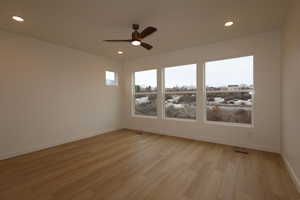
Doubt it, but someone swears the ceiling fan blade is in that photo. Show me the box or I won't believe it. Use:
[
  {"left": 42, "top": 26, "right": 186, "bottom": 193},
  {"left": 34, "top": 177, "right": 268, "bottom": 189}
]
[
  {"left": 141, "top": 42, "right": 153, "bottom": 50},
  {"left": 140, "top": 26, "right": 157, "bottom": 39},
  {"left": 104, "top": 40, "right": 131, "bottom": 42}
]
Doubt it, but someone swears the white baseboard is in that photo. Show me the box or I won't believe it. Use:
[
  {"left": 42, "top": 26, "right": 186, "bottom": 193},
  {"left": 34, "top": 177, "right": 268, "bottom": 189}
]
[
  {"left": 0, "top": 128, "right": 120, "bottom": 160},
  {"left": 126, "top": 128, "right": 279, "bottom": 153},
  {"left": 282, "top": 156, "right": 300, "bottom": 193},
  {"left": 187, "top": 134, "right": 279, "bottom": 153}
]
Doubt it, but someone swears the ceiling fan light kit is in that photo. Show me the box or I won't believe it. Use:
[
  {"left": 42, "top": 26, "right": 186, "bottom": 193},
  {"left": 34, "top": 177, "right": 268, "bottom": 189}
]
[
  {"left": 131, "top": 40, "right": 141, "bottom": 46},
  {"left": 104, "top": 24, "right": 157, "bottom": 50}
]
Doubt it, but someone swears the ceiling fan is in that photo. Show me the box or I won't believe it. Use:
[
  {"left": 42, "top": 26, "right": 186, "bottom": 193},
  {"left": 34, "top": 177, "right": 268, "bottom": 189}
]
[{"left": 104, "top": 24, "right": 157, "bottom": 50}]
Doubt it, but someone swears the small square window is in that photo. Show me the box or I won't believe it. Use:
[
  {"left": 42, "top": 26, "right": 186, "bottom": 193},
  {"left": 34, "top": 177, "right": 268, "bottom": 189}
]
[{"left": 105, "top": 71, "right": 118, "bottom": 86}]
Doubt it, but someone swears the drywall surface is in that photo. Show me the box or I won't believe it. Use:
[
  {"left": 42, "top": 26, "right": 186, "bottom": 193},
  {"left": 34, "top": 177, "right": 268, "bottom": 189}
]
[
  {"left": 281, "top": 0, "right": 300, "bottom": 192},
  {"left": 0, "top": 30, "right": 122, "bottom": 159},
  {"left": 123, "top": 31, "right": 281, "bottom": 153}
]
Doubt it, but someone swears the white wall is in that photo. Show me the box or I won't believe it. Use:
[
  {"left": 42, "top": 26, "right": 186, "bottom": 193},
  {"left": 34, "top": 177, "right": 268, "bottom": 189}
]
[
  {"left": 123, "top": 31, "right": 281, "bottom": 153},
  {"left": 281, "top": 0, "right": 300, "bottom": 192},
  {"left": 0, "top": 30, "right": 123, "bottom": 159}
]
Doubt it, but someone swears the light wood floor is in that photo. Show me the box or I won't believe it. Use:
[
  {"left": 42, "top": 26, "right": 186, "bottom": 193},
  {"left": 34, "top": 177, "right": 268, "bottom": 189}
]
[{"left": 0, "top": 130, "right": 299, "bottom": 200}]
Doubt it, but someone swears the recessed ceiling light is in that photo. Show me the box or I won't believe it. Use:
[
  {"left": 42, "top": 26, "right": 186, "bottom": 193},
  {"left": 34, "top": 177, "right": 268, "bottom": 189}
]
[
  {"left": 117, "top": 51, "right": 124, "bottom": 55},
  {"left": 12, "top": 16, "right": 24, "bottom": 22},
  {"left": 225, "top": 21, "right": 234, "bottom": 27},
  {"left": 131, "top": 40, "right": 141, "bottom": 46}
]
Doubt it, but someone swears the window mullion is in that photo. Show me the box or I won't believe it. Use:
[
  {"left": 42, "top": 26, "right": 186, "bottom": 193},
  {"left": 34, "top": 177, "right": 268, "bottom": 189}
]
[
  {"left": 157, "top": 68, "right": 163, "bottom": 119},
  {"left": 165, "top": 91, "right": 196, "bottom": 94}
]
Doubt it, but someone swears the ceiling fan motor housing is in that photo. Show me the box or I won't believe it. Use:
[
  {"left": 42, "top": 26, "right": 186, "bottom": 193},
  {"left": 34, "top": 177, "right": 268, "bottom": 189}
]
[
  {"left": 132, "top": 31, "right": 140, "bottom": 40},
  {"left": 132, "top": 24, "right": 140, "bottom": 30}
]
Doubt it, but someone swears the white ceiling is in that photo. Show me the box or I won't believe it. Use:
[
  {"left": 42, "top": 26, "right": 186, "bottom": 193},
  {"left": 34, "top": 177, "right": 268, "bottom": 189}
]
[{"left": 0, "top": 0, "right": 288, "bottom": 61}]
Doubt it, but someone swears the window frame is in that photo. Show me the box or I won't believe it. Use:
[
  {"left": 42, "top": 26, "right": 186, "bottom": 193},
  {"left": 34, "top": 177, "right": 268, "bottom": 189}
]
[
  {"left": 132, "top": 69, "right": 158, "bottom": 118},
  {"left": 105, "top": 70, "right": 118, "bottom": 86},
  {"left": 162, "top": 64, "right": 198, "bottom": 121},
  {"left": 203, "top": 55, "right": 255, "bottom": 128}
]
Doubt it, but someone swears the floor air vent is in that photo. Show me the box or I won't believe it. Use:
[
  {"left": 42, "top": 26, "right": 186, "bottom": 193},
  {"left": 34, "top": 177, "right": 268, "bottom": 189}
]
[{"left": 234, "top": 149, "right": 249, "bottom": 155}]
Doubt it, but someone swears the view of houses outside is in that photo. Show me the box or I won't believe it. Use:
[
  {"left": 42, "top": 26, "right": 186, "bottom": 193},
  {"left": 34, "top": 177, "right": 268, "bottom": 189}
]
[
  {"left": 133, "top": 56, "right": 253, "bottom": 125},
  {"left": 205, "top": 56, "right": 254, "bottom": 124}
]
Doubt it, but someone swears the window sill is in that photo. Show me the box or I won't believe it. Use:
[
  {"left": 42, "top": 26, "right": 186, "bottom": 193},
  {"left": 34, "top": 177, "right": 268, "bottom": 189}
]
[
  {"left": 132, "top": 115, "right": 158, "bottom": 119},
  {"left": 164, "top": 117, "right": 197, "bottom": 122}
]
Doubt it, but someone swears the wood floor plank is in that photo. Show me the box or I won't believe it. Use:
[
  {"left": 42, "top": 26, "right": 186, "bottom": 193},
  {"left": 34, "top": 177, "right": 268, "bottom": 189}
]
[{"left": 0, "top": 130, "right": 299, "bottom": 200}]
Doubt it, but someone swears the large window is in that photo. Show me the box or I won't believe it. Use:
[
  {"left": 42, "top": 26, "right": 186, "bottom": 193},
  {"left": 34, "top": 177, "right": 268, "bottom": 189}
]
[
  {"left": 205, "top": 56, "right": 254, "bottom": 125},
  {"left": 164, "top": 64, "right": 197, "bottom": 120},
  {"left": 133, "top": 69, "right": 157, "bottom": 117}
]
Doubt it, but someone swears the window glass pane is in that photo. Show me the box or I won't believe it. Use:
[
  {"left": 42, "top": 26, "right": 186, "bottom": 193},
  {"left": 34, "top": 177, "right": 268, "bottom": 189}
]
[
  {"left": 134, "top": 70, "right": 157, "bottom": 92},
  {"left": 206, "top": 92, "right": 253, "bottom": 124},
  {"left": 106, "top": 71, "right": 115, "bottom": 81},
  {"left": 134, "top": 94, "right": 157, "bottom": 116},
  {"left": 205, "top": 56, "right": 253, "bottom": 90},
  {"left": 165, "top": 64, "right": 197, "bottom": 92},
  {"left": 165, "top": 93, "right": 196, "bottom": 119},
  {"left": 205, "top": 56, "right": 254, "bottom": 125},
  {"left": 106, "top": 71, "right": 117, "bottom": 85}
]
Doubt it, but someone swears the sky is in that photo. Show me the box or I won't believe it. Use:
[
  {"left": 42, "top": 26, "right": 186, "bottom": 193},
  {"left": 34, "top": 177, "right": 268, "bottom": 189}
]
[
  {"left": 135, "top": 69, "right": 157, "bottom": 88},
  {"left": 134, "top": 56, "right": 253, "bottom": 88},
  {"left": 134, "top": 65, "right": 197, "bottom": 88},
  {"left": 106, "top": 71, "right": 115, "bottom": 80},
  {"left": 165, "top": 64, "right": 196, "bottom": 88},
  {"left": 205, "top": 56, "right": 253, "bottom": 87}
]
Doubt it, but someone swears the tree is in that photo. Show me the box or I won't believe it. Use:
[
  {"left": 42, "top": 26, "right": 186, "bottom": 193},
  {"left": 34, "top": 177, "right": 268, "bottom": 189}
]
[{"left": 135, "top": 85, "right": 141, "bottom": 93}]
